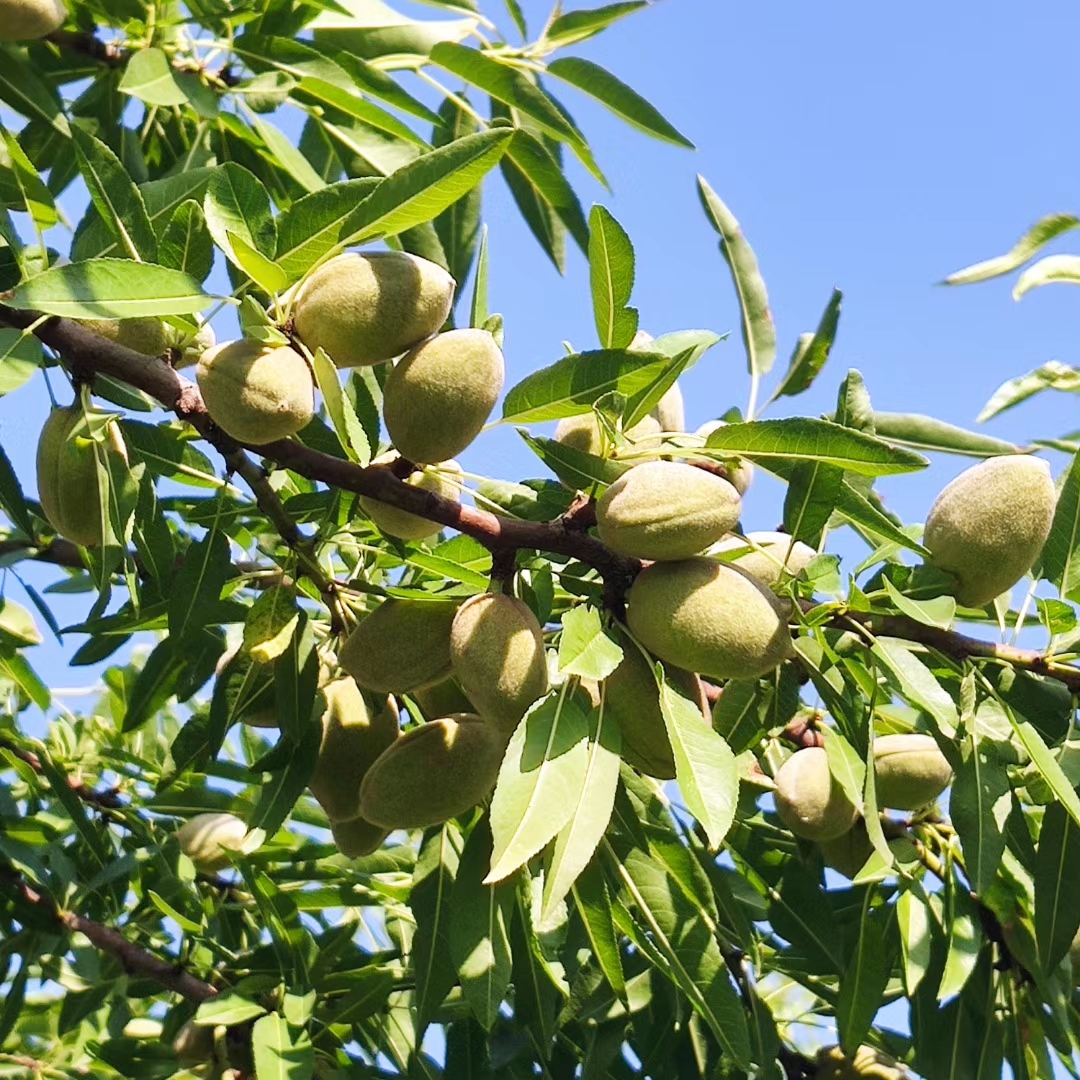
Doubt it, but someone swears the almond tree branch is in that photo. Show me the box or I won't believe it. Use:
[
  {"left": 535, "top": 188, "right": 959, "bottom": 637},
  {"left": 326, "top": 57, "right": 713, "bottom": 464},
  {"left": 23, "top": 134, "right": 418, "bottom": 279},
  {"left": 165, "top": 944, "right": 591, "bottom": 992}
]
[
  {"left": 0, "top": 736, "right": 124, "bottom": 809},
  {"left": 45, "top": 29, "right": 128, "bottom": 66},
  {"left": 1, "top": 868, "right": 217, "bottom": 1002},
  {"left": 7, "top": 306, "right": 1080, "bottom": 693}
]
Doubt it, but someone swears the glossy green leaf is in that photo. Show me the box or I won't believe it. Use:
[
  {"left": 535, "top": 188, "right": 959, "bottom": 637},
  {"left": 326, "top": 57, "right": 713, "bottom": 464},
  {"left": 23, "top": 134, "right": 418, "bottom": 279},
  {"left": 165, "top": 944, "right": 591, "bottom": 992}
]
[
  {"left": 204, "top": 162, "right": 276, "bottom": 274},
  {"left": 543, "top": 2, "right": 647, "bottom": 47},
  {"left": 158, "top": 200, "right": 214, "bottom": 282},
  {"left": 557, "top": 605, "right": 623, "bottom": 680},
  {"left": 412, "top": 823, "right": 463, "bottom": 1029},
  {"left": 837, "top": 894, "right": 891, "bottom": 1052},
  {"left": 251, "top": 1014, "right": 314, "bottom": 1080},
  {"left": 1040, "top": 449, "right": 1080, "bottom": 603},
  {"left": 950, "top": 733, "right": 1010, "bottom": 895},
  {"left": 871, "top": 412, "right": 1018, "bottom": 457},
  {"left": 978, "top": 361, "right": 1080, "bottom": 423},
  {"left": 588, "top": 204, "right": 637, "bottom": 349},
  {"left": 944, "top": 213, "right": 1080, "bottom": 285},
  {"left": 771, "top": 288, "right": 842, "bottom": 401},
  {"left": 119, "top": 48, "right": 191, "bottom": 107}
]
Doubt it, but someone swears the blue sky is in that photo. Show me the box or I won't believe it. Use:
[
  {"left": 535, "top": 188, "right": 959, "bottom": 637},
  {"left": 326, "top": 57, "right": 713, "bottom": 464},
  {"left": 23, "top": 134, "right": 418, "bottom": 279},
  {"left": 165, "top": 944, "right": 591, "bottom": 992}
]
[{"left": 1, "top": 3, "right": 1078, "bottom": 694}]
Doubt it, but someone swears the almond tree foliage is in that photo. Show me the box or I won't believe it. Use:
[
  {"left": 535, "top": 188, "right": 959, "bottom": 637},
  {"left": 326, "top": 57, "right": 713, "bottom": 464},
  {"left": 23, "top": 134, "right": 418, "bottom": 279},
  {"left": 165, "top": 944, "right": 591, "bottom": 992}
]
[{"left": 1, "top": 4, "right": 1079, "bottom": 1080}]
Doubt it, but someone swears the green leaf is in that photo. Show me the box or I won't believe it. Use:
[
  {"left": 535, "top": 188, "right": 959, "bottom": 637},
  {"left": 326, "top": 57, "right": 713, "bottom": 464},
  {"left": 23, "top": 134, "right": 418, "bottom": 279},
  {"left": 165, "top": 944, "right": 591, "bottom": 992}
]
[
  {"left": 547, "top": 57, "right": 693, "bottom": 149},
  {"left": 1010, "top": 718, "right": 1080, "bottom": 829},
  {"left": 119, "top": 48, "right": 191, "bottom": 107},
  {"left": 72, "top": 127, "right": 157, "bottom": 262},
  {"left": 944, "top": 213, "right": 1080, "bottom": 285},
  {"left": 697, "top": 175, "right": 776, "bottom": 379},
  {"left": 412, "top": 823, "right": 463, "bottom": 1030},
  {"left": 430, "top": 43, "right": 581, "bottom": 148},
  {"left": 121, "top": 636, "right": 186, "bottom": 734},
  {"left": 310, "top": 348, "right": 371, "bottom": 465},
  {"left": 978, "top": 361, "right": 1080, "bottom": 423},
  {"left": 249, "top": 719, "right": 321, "bottom": 837},
  {"left": 0, "top": 122, "right": 57, "bottom": 230},
  {"left": 871, "top": 638, "right": 959, "bottom": 737},
  {"left": 449, "top": 818, "right": 514, "bottom": 1030},
  {"left": 704, "top": 417, "right": 928, "bottom": 476},
  {"left": 658, "top": 672, "right": 738, "bottom": 849},
  {"left": 771, "top": 288, "right": 842, "bottom": 400},
  {"left": 0, "top": 598, "right": 41, "bottom": 647},
  {"left": 882, "top": 577, "right": 956, "bottom": 630},
  {"left": 8, "top": 260, "right": 212, "bottom": 319},
  {"left": 293, "top": 76, "right": 429, "bottom": 148},
  {"left": 611, "top": 844, "right": 751, "bottom": 1068},
  {"left": 470, "top": 224, "right": 489, "bottom": 328},
  {"left": 543, "top": 2, "right": 647, "bottom": 47},
  {"left": 502, "top": 347, "right": 671, "bottom": 424},
  {"left": 273, "top": 611, "right": 319, "bottom": 742},
  {"left": 557, "top": 605, "right": 623, "bottom": 680},
  {"left": 487, "top": 690, "right": 591, "bottom": 882},
  {"left": 1034, "top": 801, "right": 1080, "bottom": 973},
  {"left": 195, "top": 993, "right": 268, "bottom": 1027},
  {"left": 275, "top": 178, "right": 380, "bottom": 285},
  {"left": 518, "top": 431, "right": 630, "bottom": 490},
  {"left": 1014, "top": 254, "right": 1080, "bottom": 299},
  {"left": 897, "top": 885, "right": 933, "bottom": 996},
  {"left": 169, "top": 529, "right": 231, "bottom": 645},
  {"left": 503, "top": 128, "right": 589, "bottom": 254},
  {"left": 228, "top": 230, "right": 288, "bottom": 293},
  {"left": 205, "top": 162, "right": 277, "bottom": 273},
  {"left": 432, "top": 97, "right": 482, "bottom": 302},
  {"left": 950, "top": 733, "right": 1010, "bottom": 896},
  {"left": 571, "top": 860, "right": 625, "bottom": 997},
  {"left": 870, "top": 412, "right": 1019, "bottom": 458},
  {"left": 0, "top": 329, "right": 40, "bottom": 399},
  {"left": 340, "top": 129, "right": 512, "bottom": 248},
  {"left": 251, "top": 115, "right": 327, "bottom": 194},
  {"left": 158, "top": 200, "right": 214, "bottom": 282},
  {"left": 588, "top": 204, "right": 637, "bottom": 349},
  {"left": 1040, "top": 449, "right": 1080, "bottom": 604},
  {"left": 782, "top": 460, "right": 842, "bottom": 548},
  {"left": 837, "top": 895, "right": 891, "bottom": 1053},
  {"left": 824, "top": 728, "right": 867, "bottom": 811},
  {"left": 541, "top": 698, "right": 621, "bottom": 920},
  {"left": 0, "top": 438, "right": 34, "bottom": 537},
  {"left": 938, "top": 878, "right": 982, "bottom": 1001},
  {"left": 0, "top": 46, "right": 68, "bottom": 135},
  {"left": 0, "top": 650, "right": 49, "bottom": 711},
  {"left": 251, "top": 1014, "right": 314, "bottom": 1080}
]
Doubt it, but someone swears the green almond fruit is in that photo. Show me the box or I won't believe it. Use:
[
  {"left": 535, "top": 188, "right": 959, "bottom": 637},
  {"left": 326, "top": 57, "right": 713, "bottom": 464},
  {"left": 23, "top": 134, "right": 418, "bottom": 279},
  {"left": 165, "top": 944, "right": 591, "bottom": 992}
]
[
  {"left": 339, "top": 598, "right": 459, "bottom": 694},
  {"left": 602, "top": 633, "right": 707, "bottom": 779},
  {"left": 172, "top": 1022, "right": 214, "bottom": 1067},
  {"left": 308, "top": 677, "right": 400, "bottom": 823},
  {"left": 627, "top": 557, "right": 793, "bottom": 680},
  {"left": 923, "top": 454, "right": 1056, "bottom": 607},
  {"left": 712, "top": 530, "right": 817, "bottom": 588},
  {"left": 773, "top": 746, "right": 859, "bottom": 842},
  {"left": 816, "top": 1045, "right": 909, "bottom": 1080},
  {"left": 596, "top": 460, "right": 741, "bottom": 561},
  {"left": 819, "top": 820, "right": 874, "bottom": 879},
  {"left": 330, "top": 814, "right": 389, "bottom": 858},
  {"left": 359, "top": 714, "right": 506, "bottom": 829},
  {"left": 873, "top": 733, "right": 952, "bottom": 811},
  {"left": 176, "top": 812, "right": 248, "bottom": 873},
  {"left": 293, "top": 251, "right": 455, "bottom": 367},
  {"left": 80, "top": 317, "right": 171, "bottom": 357},
  {"left": 383, "top": 328, "right": 504, "bottom": 464},
  {"left": 196, "top": 339, "right": 315, "bottom": 445},
  {"left": 36, "top": 405, "right": 128, "bottom": 548},
  {"left": 359, "top": 453, "right": 462, "bottom": 541},
  {"left": 449, "top": 593, "right": 549, "bottom": 733},
  {"left": 0, "top": 0, "right": 66, "bottom": 40},
  {"left": 694, "top": 421, "right": 754, "bottom": 494}
]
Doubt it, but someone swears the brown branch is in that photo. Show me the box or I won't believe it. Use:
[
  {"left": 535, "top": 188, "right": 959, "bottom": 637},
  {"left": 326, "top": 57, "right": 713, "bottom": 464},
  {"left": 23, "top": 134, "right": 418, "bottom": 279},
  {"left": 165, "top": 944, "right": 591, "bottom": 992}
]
[
  {"left": 0, "top": 737, "right": 124, "bottom": 809},
  {"left": 0, "top": 307, "right": 639, "bottom": 591},
  {"left": 3, "top": 868, "right": 217, "bottom": 1002},
  {"left": 0, "top": 537, "right": 86, "bottom": 570},
  {"left": 45, "top": 29, "right": 127, "bottom": 66}
]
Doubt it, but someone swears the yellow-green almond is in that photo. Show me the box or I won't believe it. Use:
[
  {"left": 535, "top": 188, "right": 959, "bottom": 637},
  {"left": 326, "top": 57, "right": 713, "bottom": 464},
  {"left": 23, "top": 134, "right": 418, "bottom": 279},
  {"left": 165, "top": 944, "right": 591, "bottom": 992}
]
[
  {"left": 172, "top": 1022, "right": 214, "bottom": 1067},
  {"left": 0, "top": 0, "right": 66, "bottom": 40},
  {"left": 596, "top": 460, "right": 741, "bottom": 561},
  {"left": 308, "top": 677, "right": 399, "bottom": 823},
  {"left": 197, "top": 339, "right": 314, "bottom": 445},
  {"left": 449, "top": 593, "right": 548, "bottom": 733},
  {"left": 712, "top": 530, "right": 817, "bottom": 588},
  {"left": 603, "top": 634, "right": 707, "bottom": 779},
  {"left": 873, "top": 733, "right": 953, "bottom": 811},
  {"left": 923, "top": 454, "right": 1056, "bottom": 607},
  {"left": 293, "top": 251, "right": 455, "bottom": 367},
  {"left": 816, "top": 1045, "right": 909, "bottom": 1080},
  {"left": 773, "top": 747, "right": 859, "bottom": 842},
  {"left": 359, "top": 453, "right": 462, "bottom": 541},
  {"left": 36, "top": 406, "right": 128, "bottom": 548},
  {"left": 383, "top": 328, "right": 504, "bottom": 464},
  {"left": 627, "top": 557, "right": 793, "bottom": 680},
  {"left": 359, "top": 714, "right": 506, "bottom": 829},
  {"left": 80, "top": 317, "right": 170, "bottom": 357},
  {"left": 339, "top": 598, "right": 459, "bottom": 694},
  {"left": 330, "top": 814, "right": 389, "bottom": 858},
  {"left": 553, "top": 412, "right": 661, "bottom": 456},
  {"left": 176, "top": 812, "right": 248, "bottom": 872},
  {"left": 819, "top": 820, "right": 874, "bottom": 879}
]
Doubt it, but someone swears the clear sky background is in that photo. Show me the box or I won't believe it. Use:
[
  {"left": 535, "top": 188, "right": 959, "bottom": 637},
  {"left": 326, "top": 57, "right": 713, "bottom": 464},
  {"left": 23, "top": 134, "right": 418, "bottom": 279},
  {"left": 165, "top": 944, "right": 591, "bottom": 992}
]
[{"left": 5, "top": 0, "right": 1080, "bottom": 693}]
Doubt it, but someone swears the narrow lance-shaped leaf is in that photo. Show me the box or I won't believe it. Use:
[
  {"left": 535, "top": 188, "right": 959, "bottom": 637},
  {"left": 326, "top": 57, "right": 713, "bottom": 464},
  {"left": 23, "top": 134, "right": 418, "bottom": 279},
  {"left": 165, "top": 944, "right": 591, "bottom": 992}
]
[
  {"left": 1034, "top": 801, "right": 1080, "bottom": 974},
  {"left": 978, "top": 361, "right": 1080, "bottom": 423},
  {"left": 486, "top": 689, "right": 591, "bottom": 883},
  {"left": 1039, "top": 448, "right": 1080, "bottom": 603},
  {"left": 697, "top": 174, "right": 776, "bottom": 379},
  {"left": 944, "top": 213, "right": 1080, "bottom": 285},
  {"left": 870, "top": 412, "right": 1020, "bottom": 458},
  {"left": 950, "top": 732, "right": 1010, "bottom": 896},
  {"left": 771, "top": 288, "right": 842, "bottom": 401},
  {"left": 1014, "top": 254, "right": 1080, "bottom": 299},
  {"left": 837, "top": 891, "right": 892, "bottom": 1052},
  {"left": 588, "top": 204, "right": 637, "bottom": 349}
]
